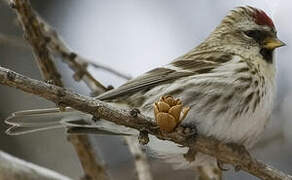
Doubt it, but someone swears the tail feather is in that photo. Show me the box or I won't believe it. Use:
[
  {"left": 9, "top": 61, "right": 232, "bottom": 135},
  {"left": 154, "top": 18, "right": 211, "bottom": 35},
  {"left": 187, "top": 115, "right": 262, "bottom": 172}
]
[
  {"left": 4, "top": 107, "right": 135, "bottom": 136},
  {"left": 5, "top": 108, "right": 77, "bottom": 126},
  {"left": 6, "top": 124, "right": 62, "bottom": 135},
  {"left": 4, "top": 107, "right": 83, "bottom": 135}
]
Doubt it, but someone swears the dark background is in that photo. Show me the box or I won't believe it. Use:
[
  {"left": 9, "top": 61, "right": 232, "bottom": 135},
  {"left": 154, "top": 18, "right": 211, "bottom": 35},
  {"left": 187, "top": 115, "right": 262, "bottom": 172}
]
[{"left": 0, "top": 1, "right": 291, "bottom": 179}]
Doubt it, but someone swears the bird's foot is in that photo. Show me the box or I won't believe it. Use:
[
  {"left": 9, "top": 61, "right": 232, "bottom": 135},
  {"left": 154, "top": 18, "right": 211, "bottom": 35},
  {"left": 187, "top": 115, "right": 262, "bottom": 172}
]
[{"left": 177, "top": 123, "right": 198, "bottom": 142}]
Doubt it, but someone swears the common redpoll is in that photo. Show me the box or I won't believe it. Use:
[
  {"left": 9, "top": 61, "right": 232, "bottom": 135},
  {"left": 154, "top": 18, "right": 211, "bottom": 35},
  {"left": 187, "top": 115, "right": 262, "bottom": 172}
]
[{"left": 5, "top": 6, "right": 285, "bottom": 179}]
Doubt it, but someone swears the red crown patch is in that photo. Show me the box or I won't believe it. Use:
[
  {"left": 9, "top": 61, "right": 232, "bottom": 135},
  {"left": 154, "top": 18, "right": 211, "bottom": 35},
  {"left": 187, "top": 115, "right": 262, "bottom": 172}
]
[{"left": 253, "top": 9, "right": 275, "bottom": 28}]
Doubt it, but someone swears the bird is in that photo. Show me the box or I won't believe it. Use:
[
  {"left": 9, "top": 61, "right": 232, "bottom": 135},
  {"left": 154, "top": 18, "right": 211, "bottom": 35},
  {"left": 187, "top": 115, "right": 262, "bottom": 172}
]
[{"left": 5, "top": 6, "right": 285, "bottom": 180}]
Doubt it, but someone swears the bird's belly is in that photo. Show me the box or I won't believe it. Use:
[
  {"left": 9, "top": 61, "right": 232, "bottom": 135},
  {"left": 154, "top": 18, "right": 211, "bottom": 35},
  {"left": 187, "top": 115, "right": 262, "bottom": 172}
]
[
  {"left": 192, "top": 112, "right": 269, "bottom": 148},
  {"left": 185, "top": 93, "right": 273, "bottom": 148}
]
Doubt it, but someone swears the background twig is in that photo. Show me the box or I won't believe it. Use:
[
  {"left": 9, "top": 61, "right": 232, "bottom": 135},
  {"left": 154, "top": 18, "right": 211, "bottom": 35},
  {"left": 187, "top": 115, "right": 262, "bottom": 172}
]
[
  {"left": 11, "top": 0, "right": 63, "bottom": 87},
  {"left": 125, "top": 136, "right": 153, "bottom": 180},
  {"left": 0, "top": 150, "right": 72, "bottom": 180},
  {"left": 68, "top": 135, "right": 109, "bottom": 180},
  {"left": 38, "top": 17, "right": 132, "bottom": 82},
  {"left": 37, "top": 16, "right": 131, "bottom": 93}
]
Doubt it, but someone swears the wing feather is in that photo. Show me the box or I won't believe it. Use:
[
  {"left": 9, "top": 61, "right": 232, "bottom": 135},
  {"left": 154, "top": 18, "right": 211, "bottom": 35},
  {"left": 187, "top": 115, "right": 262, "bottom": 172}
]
[
  {"left": 98, "top": 52, "right": 231, "bottom": 101},
  {"left": 98, "top": 68, "right": 193, "bottom": 100}
]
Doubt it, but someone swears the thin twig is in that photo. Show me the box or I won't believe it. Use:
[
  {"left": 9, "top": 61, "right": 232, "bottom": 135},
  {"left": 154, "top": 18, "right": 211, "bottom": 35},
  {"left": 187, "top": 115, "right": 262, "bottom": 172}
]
[
  {"left": 125, "top": 137, "right": 153, "bottom": 180},
  {"left": 68, "top": 135, "right": 109, "bottom": 180},
  {"left": 37, "top": 16, "right": 130, "bottom": 91},
  {"left": 0, "top": 67, "right": 291, "bottom": 180},
  {"left": 0, "top": 150, "right": 72, "bottom": 180},
  {"left": 39, "top": 21, "right": 131, "bottom": 81},
  {"left": 37, "top": 16, "right": 131, "bottom": 83},
  {"left": 11, "top": 0, "right": 63, "bottom": 87},
  {"left": 90, "top": 63, "right": 132, "bottom": 80}
]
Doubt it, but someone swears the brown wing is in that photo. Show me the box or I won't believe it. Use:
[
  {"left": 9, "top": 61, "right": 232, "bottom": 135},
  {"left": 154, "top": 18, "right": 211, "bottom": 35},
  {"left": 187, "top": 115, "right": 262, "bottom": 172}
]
[
  {"left": 98, "top": 67, "right": 193, "bottom": 100},
  {"left": 97, "top": 52, "right": 231, "bottom": 101}
]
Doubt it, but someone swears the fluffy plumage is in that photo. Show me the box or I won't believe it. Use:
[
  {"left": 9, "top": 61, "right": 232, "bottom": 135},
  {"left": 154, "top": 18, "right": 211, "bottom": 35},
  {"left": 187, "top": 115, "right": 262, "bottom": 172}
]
[{"left": 5, "top": 6, "right": 285, "bottom": 180}]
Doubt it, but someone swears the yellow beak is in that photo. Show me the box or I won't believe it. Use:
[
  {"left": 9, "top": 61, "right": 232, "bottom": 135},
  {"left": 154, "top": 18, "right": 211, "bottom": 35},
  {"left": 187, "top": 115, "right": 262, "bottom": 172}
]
[{"left": 263, "top": 37, "right": 286, "bottom": 50}]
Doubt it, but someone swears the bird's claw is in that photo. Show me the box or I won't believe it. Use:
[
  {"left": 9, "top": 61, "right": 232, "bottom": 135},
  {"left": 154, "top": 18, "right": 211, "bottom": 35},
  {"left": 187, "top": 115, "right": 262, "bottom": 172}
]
[{"left": 177, "top": 123, "right": 198, "bottom": 142}]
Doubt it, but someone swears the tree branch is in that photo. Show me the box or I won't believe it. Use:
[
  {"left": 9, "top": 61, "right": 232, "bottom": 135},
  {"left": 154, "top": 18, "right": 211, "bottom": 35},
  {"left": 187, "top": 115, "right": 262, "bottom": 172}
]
[
  {"left": 37, "top": 16, "right": 132, "bottom": 92},
  {"left": 0, "top": 66, "right": 291, "bottom": 180},
  {"left": 68, "top": 135, "right": 109, "bottom": 180},
  {"left": 11, "top": 0, "right": 63, "bottom": 87},
  {"left": 125, "top": 136, "right": 153, "bottom": 180},
  {"left": 37, "top": 15, "right": 131, "bottom": 93},
  {"left": 0, "top": 150, "right": 72, "bottom": 180},
  {"left": 37, "top": 18, "right": 131, "bottom": 82}
]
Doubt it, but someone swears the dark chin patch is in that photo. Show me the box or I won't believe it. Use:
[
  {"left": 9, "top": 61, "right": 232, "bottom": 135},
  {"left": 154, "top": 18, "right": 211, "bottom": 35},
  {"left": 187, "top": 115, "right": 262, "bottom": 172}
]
[{"left": 260, "top": 48, "right": 274, "bottom": 64}]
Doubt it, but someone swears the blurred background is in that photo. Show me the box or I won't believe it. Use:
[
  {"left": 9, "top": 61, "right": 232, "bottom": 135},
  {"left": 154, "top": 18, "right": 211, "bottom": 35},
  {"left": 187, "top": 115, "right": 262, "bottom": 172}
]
[{"left": 0, "top": 0, "right": 291, "bottom": 179}]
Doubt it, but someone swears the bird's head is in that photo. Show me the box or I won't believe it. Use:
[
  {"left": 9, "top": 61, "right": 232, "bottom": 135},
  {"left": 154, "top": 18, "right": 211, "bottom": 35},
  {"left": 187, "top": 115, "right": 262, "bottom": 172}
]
[{"left": 204, "top": 6, "right": 285, "bottom": 64}]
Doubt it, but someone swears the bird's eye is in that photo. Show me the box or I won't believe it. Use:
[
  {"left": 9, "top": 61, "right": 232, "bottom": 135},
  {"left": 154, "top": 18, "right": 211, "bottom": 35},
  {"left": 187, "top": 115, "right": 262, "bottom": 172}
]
[
  {"left": 244, "top": 30, "right": 261, "bottom": 39},
  {"left": 243, "top": 30, "right": 267, "bottom": 43}
]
